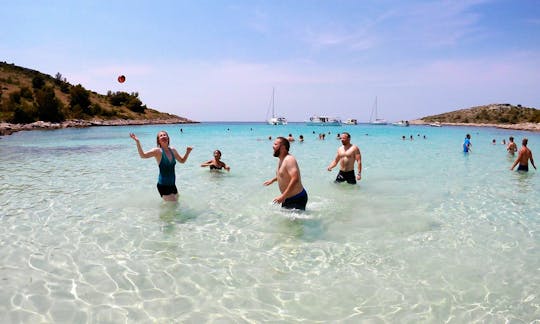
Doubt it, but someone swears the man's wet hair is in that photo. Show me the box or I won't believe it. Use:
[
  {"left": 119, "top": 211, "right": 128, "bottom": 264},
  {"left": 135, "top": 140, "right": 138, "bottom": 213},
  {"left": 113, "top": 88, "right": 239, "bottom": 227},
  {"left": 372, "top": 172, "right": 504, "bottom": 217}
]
[{"left": 277, "top": 136, "right": 290, "bottom": 152}]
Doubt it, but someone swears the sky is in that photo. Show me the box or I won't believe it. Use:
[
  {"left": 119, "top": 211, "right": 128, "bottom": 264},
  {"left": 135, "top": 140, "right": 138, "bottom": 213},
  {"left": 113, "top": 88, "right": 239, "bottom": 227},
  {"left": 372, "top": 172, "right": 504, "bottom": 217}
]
[{"left": 2, "top": 0, "right": 540, "bottom": 122}]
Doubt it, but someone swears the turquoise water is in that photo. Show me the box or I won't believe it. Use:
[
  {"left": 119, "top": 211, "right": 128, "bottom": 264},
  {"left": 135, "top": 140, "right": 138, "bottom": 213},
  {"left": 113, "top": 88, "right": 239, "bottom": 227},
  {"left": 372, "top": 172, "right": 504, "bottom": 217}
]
[{"left": 1, "top": 122, "right": 539, "bottom": 322}]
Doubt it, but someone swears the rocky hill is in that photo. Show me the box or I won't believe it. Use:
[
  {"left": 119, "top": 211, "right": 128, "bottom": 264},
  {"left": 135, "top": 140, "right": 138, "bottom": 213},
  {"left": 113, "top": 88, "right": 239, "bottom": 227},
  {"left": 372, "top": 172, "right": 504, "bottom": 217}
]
[
  {"left": 420, "top": 103, "right": 540, "bottom": 124},
  {"left": 0, "top": 61, "right": 196, "bottom": 134}
]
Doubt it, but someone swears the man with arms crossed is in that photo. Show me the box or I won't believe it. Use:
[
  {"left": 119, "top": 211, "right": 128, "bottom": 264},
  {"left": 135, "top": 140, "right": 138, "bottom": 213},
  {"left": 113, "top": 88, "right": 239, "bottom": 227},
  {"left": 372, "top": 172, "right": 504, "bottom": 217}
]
[
  {"left": 510, "top": 138, "right": 536, "bottom": 172},
  {"left": 264, "top": 137, "right": 308, "bottom": 210},
  {"left": 327, "top": 132, "right": 362, "bottom": 184}
]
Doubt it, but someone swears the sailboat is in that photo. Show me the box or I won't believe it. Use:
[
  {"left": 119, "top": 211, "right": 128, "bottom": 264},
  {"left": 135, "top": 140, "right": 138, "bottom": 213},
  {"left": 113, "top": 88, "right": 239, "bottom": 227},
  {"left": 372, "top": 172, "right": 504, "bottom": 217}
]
[
  {"left": 369, "top": 96, "right": 387, "bottom": 125},
  {"left": 266, "top": 88, "right": 287, "bottom": 125}
]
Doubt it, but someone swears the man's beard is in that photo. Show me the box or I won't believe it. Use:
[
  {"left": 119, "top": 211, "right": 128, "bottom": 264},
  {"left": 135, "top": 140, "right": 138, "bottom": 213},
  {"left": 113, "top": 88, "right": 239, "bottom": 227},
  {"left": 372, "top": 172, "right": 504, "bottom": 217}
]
[
  {"left": 341, "top": 140, "right": 347, "bottom": 145},
  {"left": 273, "top": 149, "right": 280, "bottom": 157}
]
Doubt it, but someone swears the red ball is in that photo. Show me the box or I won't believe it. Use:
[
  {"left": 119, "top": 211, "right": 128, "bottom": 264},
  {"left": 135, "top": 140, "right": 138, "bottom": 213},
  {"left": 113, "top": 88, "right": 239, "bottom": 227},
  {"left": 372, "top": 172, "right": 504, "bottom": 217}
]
[{"left": 118, "top": 75, "right": 126, "bottom": 83}]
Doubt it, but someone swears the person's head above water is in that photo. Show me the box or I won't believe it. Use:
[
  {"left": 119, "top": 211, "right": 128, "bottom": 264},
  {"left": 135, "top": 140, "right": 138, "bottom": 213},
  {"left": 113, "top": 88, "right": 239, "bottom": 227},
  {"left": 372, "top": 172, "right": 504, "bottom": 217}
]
[{"left": 156, "top": 131, "right": 170, "bottom": 147}]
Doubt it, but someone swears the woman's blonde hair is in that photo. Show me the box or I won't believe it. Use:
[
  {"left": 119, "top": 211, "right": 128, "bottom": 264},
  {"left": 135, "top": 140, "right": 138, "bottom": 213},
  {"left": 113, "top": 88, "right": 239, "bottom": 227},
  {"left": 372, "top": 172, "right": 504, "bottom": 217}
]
[{"left": 156, "top": 131, "right": 170, "bottom": 147}]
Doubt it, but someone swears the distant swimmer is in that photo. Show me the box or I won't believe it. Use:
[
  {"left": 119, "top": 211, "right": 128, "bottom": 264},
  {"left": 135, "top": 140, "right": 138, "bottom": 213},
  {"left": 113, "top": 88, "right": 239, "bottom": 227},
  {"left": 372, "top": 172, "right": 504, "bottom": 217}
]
[
  {"left": 507, "top": 136, "right": 517, "bottom": 155},
  {"left": 201, "top": 150, "right": 230, "bottom": 172},
  {"left": 288, "top": 133, "right": 295, "bottom": 142},
  {"left": 130, "top": 131, "right": 192, "bottom": 201},
  {"left": 463, "top": 134, "right": 472, "bottom": 153},
  {"left": 510, "top": 138, "right": 536, "bottom": 172},
  {"left": 327, "top": 132, "right": 362, "bottom": 184},
  {"left": 263, "top": 137, "right": 308, "bottom": 210}
]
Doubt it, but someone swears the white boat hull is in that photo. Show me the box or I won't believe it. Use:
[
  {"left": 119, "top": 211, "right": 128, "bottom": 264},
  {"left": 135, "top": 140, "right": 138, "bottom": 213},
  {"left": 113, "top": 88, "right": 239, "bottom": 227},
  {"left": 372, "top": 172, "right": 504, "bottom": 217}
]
[
  {"left": 306, "top": 116, "right": 341, "bottom": 126},
  {"left": 392, "top": 121, "right": 409, "bottom": 127},
  {"left": 306, "top": 121, "right": 342, "bottom": 126},
  {"left": 268, "top": 117, "right": 287, "bottom": 125},
  {"left": 370, "top": 119, "right": 388, "bottom": 125}
]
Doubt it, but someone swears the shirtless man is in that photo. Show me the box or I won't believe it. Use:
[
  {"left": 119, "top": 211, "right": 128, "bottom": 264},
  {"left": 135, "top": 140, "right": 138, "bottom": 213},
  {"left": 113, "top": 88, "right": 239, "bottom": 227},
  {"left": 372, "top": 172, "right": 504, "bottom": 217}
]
[
  {"left": 507, "top": 136, "right": 518, "bottom": 155},
  {"left": 510, "top": 138, "right": 536, "bottom": 172},
  {"left": 327, "top": 132, "right": 362, "bottom": 184},
  {"left": 263, "top": 137, "right": 308, "bottom": 210}
]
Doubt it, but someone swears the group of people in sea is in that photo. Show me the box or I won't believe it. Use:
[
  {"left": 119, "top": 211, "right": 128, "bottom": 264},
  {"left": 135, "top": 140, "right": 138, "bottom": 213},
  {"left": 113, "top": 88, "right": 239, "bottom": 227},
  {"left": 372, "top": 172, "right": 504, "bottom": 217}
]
[
  {"left": 463, "top": 133, "right": 536, "bottom": 172},
  {"left": 402, "top": 134, "right": 427, "bottom": 140},
  {"left": 129, "top": 129, "right": 535, "bottom": 210},
  {"left": 130, "top": 130, "right": 363, "bottom": 210}
]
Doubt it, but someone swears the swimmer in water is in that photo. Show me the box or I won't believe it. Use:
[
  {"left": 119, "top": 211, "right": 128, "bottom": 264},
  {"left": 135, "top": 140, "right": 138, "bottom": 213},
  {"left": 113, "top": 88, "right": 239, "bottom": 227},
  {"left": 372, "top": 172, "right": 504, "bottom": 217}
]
[
  {"left": 130, "top": 131, "right": 192, "bottom": 201},
  {"left": 201, "top": 149, "right": 230, "bottom": 171}
]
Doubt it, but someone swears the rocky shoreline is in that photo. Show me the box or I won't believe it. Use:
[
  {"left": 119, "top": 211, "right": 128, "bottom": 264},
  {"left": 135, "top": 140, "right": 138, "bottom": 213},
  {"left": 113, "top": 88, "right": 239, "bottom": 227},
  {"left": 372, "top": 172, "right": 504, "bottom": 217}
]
[
  {"left": 409, "top": 120, "right": 540, "bottom": 132},
  {"left": 0, "top": 118, "right": 198, "bottom": 136},
  {"left": 3, "top": 118, "right": 539, "bottom": 136}
]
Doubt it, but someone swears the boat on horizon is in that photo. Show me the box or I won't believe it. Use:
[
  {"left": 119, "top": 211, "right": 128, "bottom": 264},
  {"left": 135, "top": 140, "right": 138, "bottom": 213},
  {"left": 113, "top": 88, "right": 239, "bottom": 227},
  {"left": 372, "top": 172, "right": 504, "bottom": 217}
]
[
  {"left": 306, "top": 116, "right": 342, "bottom": 126},
  {"left": 343, "top": 118, "right": 358, "bottom": 125},
  {"left": 266, "top": 88, "right": 287, "bottom": 125},
  {"left": 429, "top": 121, "right": 442, "bottom": 127},
  {"left": 369, "top": 96, "right": 387, "bottom": 125},
  {"left": 392, "top": 120, "right": 410, "bottom": 127}
]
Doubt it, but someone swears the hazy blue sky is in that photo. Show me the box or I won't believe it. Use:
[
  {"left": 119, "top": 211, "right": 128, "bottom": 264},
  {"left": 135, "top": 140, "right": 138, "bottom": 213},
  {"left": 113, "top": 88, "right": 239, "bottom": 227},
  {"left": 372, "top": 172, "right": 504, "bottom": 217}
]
[{"left": 2, "top": 0, "right": 539, "bottom": 122}]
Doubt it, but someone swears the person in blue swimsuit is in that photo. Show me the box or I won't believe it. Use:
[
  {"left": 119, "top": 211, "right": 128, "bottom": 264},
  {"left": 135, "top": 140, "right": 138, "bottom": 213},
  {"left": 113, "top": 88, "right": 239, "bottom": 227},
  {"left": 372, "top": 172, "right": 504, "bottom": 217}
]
[
  {"left": 201, "top": 150, "right": 230, "bottom": 171},
  {"left": 130, "top": 131, "right": 192, "bottom": 201},
  {"left": 463, "top": 134, "right": 472, "bottom": 153}
]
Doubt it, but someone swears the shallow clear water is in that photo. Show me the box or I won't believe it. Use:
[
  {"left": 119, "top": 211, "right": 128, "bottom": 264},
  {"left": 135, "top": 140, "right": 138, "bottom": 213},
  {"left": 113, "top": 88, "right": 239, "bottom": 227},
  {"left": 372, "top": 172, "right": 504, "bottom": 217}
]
[{"left": 1, "top": 123, "right": 539, "bottom": 322}]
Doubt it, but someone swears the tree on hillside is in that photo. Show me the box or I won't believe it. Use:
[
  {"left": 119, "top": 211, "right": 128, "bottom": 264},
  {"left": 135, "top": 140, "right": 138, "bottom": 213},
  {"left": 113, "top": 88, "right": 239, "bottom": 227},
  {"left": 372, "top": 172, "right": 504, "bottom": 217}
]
[
  {"left": 55, "top": 72, "right": 70, "bottom": 93},
  {"left": 107, "top": 91, "right": 146, "bottom": 113},
  {"left": 4, "top": 90, "right": 37, "bottom": 123},
  {"left": 69, "top": 84, "right": 91, "bottom": 115},
  {"left": 54, "top": 72, "right": 63, "bottom": 83},
  {"left": 108, "top": 91, "right": 131, "bottom": 106},
  {"left": 32, "top": 75, "right": 45, "bottom": 89},
  {"left": 19, "top": 86, "right": 33, "bottom": 100},
  {"left": 9, "top": 91, "right": 21, "bottom": 105},
  {"left": 12, "top": 102, "right": 37, "bottom": 124},
  {"left": 35, "top": 86, "right": 64, "bottom": 122},
  {"left": 126, "top": 97, "right": 145, "bottom": 113}
]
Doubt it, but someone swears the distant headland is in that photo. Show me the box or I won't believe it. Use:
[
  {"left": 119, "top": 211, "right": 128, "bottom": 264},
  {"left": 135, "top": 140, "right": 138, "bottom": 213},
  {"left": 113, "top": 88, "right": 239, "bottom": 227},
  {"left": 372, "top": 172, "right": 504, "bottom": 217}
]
[
  {"left": 0, "top": 61, "right": 197, "bottom": 135},
  {"left": 410, "top": 103, "right": 540, "bottom": 132}
]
